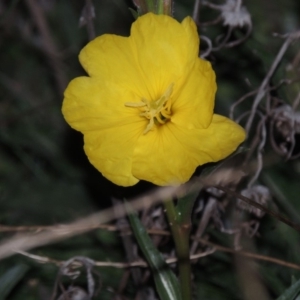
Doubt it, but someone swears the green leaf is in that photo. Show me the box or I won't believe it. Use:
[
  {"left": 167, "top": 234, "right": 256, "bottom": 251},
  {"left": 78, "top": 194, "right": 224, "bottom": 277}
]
[
  {"left": 176, "top": 190, "right": 198, "bottom": 224},
  {"left": 0, "top": 264, "right": 29, "bottom": 298},
  {"left": 276, "top": 278, "right": 300, "bottom": 300},
  {"left": 126, "top": 202, "right": 181, "bottom": 300},
  {"left": 129, "top": 8, "right": 139, "bottom": 19}
]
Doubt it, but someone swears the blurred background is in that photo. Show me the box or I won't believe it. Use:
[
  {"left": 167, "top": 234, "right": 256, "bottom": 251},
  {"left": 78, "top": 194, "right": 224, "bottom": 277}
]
[{"left": 1, "top": 0, "right": 300, "bottom": 299}]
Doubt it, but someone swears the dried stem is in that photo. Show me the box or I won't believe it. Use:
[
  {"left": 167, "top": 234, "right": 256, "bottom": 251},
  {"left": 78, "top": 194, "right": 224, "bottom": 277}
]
[
  {"left": 16, "top": 238, "right": 300, "bottom": 271},
  {"left": 218, "top": 186, "right": 300, "bottom": 232},
  {"left": 245, "top": 31, "right": 300, "bottom": 133},
  {"left": 25, "top": 0, "right": 67, "bottom": 95},
  {"left": 1, "top": 165, "right": 299, "bottom": 260},
  {"left": 192, "top": 0, "right": 201, "bottom": 22},
  {"left": 247, "top": 113, "right": 267, "bottom": 187},
  {"left": 83, "top": 0, "right": 96, "bottom": 40}
]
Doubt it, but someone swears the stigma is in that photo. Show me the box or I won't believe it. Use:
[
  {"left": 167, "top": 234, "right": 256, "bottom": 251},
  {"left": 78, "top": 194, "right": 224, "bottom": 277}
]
[{"left": 125, "top": 84, "right": 174, "bottom": 134}]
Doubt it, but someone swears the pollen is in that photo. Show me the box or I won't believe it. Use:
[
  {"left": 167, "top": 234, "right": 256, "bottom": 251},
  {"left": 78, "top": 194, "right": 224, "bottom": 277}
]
[{"left": 125, "top": 84, "right": 174, "bottom": 134}]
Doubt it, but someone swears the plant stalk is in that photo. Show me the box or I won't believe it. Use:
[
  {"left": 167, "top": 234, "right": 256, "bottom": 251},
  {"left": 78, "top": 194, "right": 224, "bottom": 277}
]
[
  {"left": 164, "top": 199, "right": 192, "bottom": 300},
  {"left": 157, "top": 0, "right": 173, "bottom": 15}
]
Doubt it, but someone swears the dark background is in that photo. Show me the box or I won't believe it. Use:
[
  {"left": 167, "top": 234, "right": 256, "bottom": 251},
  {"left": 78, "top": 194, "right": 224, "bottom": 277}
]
[{"left": 1, "top": 0, "right": 300, "bottom": 299}]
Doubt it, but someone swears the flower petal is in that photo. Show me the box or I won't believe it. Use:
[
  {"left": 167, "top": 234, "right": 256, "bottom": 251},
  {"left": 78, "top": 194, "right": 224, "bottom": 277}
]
[
  {"left": 202, "top": 114, "right": 246, "bottom": 159},
  {"left": 84, "top": 125, "right": 141, "bottom": 186},
  {"left": 62, "top": 76, "right": 146, "bottom": 131},
  {"left": 79, "top": 33, "right": 148, "bottom": 99},
  {"left": 132, "top": 115, "right": 245, "bottom": 186},
  {"left": 171, "top": 58, "right": 216, "bottom": 130},
  {"left": 129, "top": 13, "right": 199, "bottom": 101},
  {"left": 62, "top": 76, "right": 146, "bottom": 186},
  {"left": 62, "top": 13, "right": 246, "bottom": 187}
]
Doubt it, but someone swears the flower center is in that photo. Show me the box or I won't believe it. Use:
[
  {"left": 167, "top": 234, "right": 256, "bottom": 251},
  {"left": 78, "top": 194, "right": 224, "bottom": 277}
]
[{"left": 125, "top": 84, "right": 173, "bottom": 134}]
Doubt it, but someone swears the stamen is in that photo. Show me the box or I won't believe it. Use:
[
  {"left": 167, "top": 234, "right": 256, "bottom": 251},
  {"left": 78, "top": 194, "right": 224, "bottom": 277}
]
[
  {"left": 124, "top": 100, "right": 147, "bottom": 108},
  {"left": 125, "top": 83, "right": 174, "bottom": 134}
]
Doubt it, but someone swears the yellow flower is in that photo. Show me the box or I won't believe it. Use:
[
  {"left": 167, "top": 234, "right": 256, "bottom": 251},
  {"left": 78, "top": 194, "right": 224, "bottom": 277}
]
[{"left": 62, "top": 13, "right": 246, "bottom": 187}]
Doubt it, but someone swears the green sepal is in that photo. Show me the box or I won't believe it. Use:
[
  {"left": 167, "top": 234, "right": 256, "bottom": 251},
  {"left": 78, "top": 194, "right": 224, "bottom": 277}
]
[{"left": 126, "top": 201, "right": 182, "bottom": 300}]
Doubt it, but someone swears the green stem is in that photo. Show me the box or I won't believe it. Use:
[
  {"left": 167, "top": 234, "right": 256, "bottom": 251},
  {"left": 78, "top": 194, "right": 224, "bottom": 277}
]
[
  {"left": 145, "top": 0, "right": 155, "bottom": 12},
  {"left": 157, "top": 0, "right": 173, "bottom": 15},
  {"left": 164, "top": 199, "right": 192, "bottom": 300}
]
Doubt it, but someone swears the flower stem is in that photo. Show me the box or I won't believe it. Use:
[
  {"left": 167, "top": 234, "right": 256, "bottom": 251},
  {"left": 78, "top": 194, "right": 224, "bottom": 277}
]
[
  {"left": 157, "top": 0, "right": 173, "bottom": 15},
  {"left": 164, "top": 199, "right": 193, "bottom": 300}
]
